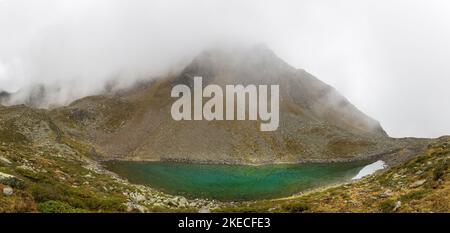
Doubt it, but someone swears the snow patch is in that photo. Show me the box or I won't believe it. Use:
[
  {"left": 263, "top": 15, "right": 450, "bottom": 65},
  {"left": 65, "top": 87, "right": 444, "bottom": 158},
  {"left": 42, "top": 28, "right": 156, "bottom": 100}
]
[{"left": 352, "top": 160, "right": 387, "bottom": 180}]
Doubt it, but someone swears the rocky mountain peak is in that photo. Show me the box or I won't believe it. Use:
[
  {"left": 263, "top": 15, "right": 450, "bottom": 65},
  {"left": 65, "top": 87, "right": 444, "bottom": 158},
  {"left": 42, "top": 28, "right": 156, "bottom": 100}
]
[{"left": 174, "top": 46, "right": 387, "bottom": 137}]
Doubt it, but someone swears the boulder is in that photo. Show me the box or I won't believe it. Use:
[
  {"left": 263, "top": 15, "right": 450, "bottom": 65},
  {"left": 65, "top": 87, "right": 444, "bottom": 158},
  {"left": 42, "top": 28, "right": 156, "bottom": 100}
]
[
  {"left": 179, "top": 197, "right": 188, "bottom": 207},
  {"left": 130, "top": 192, "right": 146, "bottom": 203},
  {"left": 126, "top": 201, "right": 147, "bottom": 213},
  {"left": 0, "top": 172, "right": 16, "bottom": 183},
  {"left": 17, "top": 164, "right": 36, "bottom": 172},
  {"left": 198, "top": 207, "right": 211, "bottom": 213},
  {"left": 409, "top": 179, "right": 427, "bottom": 188},
  {"left": 3, "top": 186, "right": 13, "bottom": 196},
  {"left": 0, "top": 172, "right": 24, "bottom": 188},
  {"left": 393, "top": 201, "right": 402, "bottom": 212},
  {"left": 0, "top": 156, "right": 12, "bottom": 166},
  {"left": 380, "top": 190, "right": 393, "bottom": 198}
]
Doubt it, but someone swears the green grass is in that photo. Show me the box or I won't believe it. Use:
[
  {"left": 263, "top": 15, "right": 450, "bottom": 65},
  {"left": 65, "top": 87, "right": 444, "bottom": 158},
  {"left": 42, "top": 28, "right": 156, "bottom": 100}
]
[
  {"left": 378, "top": 199, "right": 397, "bottom": 213},
  {"left": 281, "top": 202, "right": 310, "bottom": 213},
  {"left": 38, "top": 200, "right": 87, "bottom": 213},
  {"left": 400, "top": 190, "right": 428, "bottom": 202},
  {"left": 433, "top": 159, "right": 449, "bottom": 181},
  {"left": 0, "top": 120, "right": 29, "bottom": 144}
]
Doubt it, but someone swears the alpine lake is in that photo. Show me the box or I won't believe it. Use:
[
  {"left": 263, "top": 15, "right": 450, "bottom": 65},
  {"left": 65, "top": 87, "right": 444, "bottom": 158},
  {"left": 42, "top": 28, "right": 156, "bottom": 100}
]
[{"left": 103, "top": 161, "right": 369, "bottom": 201}]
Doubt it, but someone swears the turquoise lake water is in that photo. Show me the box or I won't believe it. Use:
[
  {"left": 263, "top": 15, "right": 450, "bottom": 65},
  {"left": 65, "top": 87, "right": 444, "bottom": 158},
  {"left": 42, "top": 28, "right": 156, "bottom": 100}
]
[{"left": 103, "top": 161, "right": 367, "bottom": 200}]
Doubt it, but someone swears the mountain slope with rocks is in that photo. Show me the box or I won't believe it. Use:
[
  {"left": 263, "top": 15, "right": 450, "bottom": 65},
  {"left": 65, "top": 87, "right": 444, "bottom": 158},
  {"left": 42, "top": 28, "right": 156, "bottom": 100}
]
[
  {"left": 48, "top": 46, "right": 407, "bottom": 164},
  {"left": 0, "top": 104, "right": 222, "bottom": 212}
]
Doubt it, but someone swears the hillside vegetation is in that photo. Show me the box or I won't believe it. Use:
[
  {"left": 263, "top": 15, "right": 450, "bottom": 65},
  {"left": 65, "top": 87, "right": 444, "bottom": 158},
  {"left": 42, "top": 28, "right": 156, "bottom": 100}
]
[{"left": 218, "top": 137, "right": 450, "bottom": 213}]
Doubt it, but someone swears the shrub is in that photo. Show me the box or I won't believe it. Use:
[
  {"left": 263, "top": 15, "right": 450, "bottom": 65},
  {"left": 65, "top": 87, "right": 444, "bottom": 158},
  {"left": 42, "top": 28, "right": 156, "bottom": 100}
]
[
  {"left": 379, "top": 199, "right": 396, "bottom": 213},
  {"left": 16, "top": 168, "right": 46, "bottom": 182},
  {"left": 38, "top": 200, "right": 86, "bottom": 213},
  {"left": 30, "top": 183, "right": 65, "bottom": 203},
  {"left": 83, "top": 196, "right": 126, "bottom": 212},
  {"left": 433, "top": 159, "right": 448, "bottom": 181},
  {"left": 0, "top": 176, "right": 26, "bottom": 189},
  {"left": 400, "top": 190, "right": 428, "bottom": 202},
  {"left": 31, "top": 183, "right": 126, "bottom": 212},
  {"left": 282, "top": 202, "right": 310, "bottom": 213}
]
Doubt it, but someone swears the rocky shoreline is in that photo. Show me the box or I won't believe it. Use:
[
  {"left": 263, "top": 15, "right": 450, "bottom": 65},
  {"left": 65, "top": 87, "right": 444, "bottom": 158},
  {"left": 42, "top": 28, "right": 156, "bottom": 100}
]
[{"left": 86, "top": 157, "right": 224, "bottom": 213}]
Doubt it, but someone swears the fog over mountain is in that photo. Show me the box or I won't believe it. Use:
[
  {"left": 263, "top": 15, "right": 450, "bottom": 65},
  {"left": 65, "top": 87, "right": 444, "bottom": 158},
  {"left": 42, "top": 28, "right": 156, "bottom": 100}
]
[{"left": 1, "top": 0, "right": 450, "bottom": 138}]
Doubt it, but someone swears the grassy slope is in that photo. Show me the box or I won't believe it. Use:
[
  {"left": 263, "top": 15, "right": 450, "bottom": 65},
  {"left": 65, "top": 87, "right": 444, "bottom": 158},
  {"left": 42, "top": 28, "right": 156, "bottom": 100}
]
[
  {"left": 218, "top": 137, "right": 450, "bottom": 213},
  {"left": 0, "top": 105, "right": 216, "bottom": 213}
]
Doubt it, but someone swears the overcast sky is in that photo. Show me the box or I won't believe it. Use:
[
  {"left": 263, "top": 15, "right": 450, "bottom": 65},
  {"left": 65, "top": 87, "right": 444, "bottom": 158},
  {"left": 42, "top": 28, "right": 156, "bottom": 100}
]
[{"left": 1, "top": 0, "right": 450, "bottom": 138}]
